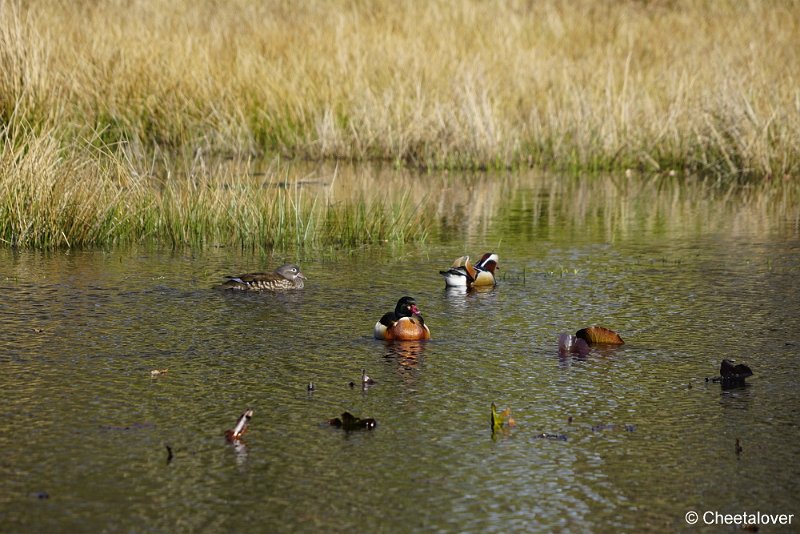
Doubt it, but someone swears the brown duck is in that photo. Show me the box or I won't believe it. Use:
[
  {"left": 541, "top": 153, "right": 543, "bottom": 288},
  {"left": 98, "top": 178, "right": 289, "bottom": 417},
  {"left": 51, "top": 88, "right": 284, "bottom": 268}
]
[{"left": 217, "top": 264, "right": 307, "bottom": 291}]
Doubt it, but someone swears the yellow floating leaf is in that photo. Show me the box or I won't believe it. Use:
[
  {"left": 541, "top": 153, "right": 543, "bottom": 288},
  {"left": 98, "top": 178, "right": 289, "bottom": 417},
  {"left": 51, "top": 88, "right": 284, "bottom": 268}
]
[{"left": 575, "top": 326, "right": 624, "bottom": 345}]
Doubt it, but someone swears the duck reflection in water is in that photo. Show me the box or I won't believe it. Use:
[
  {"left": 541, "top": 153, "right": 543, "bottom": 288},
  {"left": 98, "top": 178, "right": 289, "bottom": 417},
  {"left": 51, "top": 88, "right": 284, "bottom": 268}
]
[
  {"left": 230, "top": 439, "right": 248, "bottom": 465},
  {"left": 443, "top": 284, "right": 499, "bottom": 316},
  {"left": 382, "top": 339, "right": 427, "bottom": 372}
]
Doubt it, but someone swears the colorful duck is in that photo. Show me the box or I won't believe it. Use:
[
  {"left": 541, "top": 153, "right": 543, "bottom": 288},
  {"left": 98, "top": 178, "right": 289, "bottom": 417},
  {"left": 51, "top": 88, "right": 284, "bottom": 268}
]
[
  {"left": 440, "top": 253, "right": 499, "bottom": 288},
  {"left": 217, "top": 263, "right": 307, "bottom": 291},
  {"left": 374, "top": 296, "right": 432, "bottom": 341}
]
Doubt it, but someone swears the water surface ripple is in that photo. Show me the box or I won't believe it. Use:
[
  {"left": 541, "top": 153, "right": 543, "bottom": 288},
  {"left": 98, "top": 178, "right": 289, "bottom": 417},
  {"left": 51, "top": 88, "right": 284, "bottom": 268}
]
[{"left": 1, "top": 203, "right": 799, "bottom": 532}]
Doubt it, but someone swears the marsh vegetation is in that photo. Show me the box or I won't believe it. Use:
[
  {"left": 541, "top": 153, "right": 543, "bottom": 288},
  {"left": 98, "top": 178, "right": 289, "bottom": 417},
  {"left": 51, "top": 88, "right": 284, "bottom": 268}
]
[{"left": 1, "top": 0, "right": 798, "bottom": 248}]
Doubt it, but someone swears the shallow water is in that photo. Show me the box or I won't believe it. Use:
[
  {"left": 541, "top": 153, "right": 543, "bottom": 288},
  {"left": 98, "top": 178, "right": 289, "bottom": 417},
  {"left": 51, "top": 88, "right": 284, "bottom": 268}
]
[{"left": 1, "top": 172, "right": 799, "bottom": 532}]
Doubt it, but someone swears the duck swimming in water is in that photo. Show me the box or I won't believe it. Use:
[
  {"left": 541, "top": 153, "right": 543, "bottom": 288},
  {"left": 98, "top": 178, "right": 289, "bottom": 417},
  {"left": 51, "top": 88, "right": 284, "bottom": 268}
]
[
  {"left": 440, "top": 253, "right": 499, "bottom": 289},
  {"left": 374, "top": 296, "right": 432, "bottom": 341},
  {"left": 216, "top": 264, "right": 307, "bottom": 291}
]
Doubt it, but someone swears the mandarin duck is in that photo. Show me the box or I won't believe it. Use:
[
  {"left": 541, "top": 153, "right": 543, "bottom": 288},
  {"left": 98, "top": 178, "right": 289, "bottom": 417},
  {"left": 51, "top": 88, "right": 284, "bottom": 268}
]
[
  {"left": 440, "top": 253, "right": 499, "bottom": 288},
  {"left": 374, "top": 296, "right": 431, "bottom": 341},
  {"left": 217, "top": 263, "right": 306, "bottom": 291}
]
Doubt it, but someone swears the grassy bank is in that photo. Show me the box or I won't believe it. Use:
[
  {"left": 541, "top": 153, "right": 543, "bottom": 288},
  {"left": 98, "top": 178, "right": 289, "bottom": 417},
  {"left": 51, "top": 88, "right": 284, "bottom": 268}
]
[
  {"left": 2, "top": 119, "right": 797, "bottom": 249},
  {"left": 1, "top": 0, "right": 799, "bottom": 248},
  {"left": 0, "top": 124, "right": 431, "bottom": 248},
  {"left": 2, "top": 0, "right": 799, "bottom": 176}
]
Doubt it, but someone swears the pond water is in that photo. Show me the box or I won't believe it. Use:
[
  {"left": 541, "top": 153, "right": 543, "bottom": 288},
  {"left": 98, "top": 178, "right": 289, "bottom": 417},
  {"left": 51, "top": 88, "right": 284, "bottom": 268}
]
[{"left": 1, "top": 170, "right": 799, "bottom": 532}]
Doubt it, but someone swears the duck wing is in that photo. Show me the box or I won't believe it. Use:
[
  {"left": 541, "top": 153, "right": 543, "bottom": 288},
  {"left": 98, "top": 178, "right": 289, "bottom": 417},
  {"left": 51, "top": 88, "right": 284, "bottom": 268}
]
[{"left": 218, "top": 271, "right": 296, "bottom": 290}]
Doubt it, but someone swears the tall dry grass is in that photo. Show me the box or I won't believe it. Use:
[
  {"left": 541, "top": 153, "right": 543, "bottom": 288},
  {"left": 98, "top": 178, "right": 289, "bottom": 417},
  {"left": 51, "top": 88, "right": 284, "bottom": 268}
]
[{"left": 2, "top": 0, "right": 799, "bottom": 176}]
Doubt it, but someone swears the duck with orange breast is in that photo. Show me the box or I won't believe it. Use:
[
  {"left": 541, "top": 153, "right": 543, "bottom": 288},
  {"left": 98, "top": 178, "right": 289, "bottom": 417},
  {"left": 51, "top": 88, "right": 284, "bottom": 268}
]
[
  {"left": 440, "top": 252, "right": 499, "bottom": 289},
  {"left": 374, "top": 296, "right": 432, "bottom": 341}
]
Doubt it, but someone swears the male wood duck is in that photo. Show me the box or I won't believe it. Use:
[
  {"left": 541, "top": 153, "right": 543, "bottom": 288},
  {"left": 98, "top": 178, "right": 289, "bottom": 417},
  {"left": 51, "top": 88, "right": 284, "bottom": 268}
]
[
  {"left": 374, "top": 296, "right": 431, "bottom": 341},
  {"left": 216, "top": 264, "right": 307, "bottom": 291},
  {"left": 440, "top": 252, "right": 499, "bottom": 288}
]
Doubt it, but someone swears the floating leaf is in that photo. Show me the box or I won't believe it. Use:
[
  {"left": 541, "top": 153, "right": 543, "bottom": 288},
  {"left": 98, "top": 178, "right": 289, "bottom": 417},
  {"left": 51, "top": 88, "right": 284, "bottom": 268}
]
[
  {"left": 558, "top": 333, "right": 590, "bottom": 355},
  {"left": 225, "top": 409, "right": 253, "bottom": 442},
  {"left": 491, "top": 403, "right": 516, "bottom": 435},
  {"left": 328, "top": 411, "right": 377, "bottom": 431},
  {"left": 491, "top": 402, "right": 501, "bottom": 432},
  {"left": 575, "top": 326, "right": 624, "bottom": 345}
]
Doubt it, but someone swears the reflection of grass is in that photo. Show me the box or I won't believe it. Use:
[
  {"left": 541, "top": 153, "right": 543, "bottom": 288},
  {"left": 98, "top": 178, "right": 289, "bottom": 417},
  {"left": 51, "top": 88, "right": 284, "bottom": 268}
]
[
  {"left": 495, "top": 172, "right": 800, "bottom": 245},
  {"left": 2, "top": 1, "right": 799, "bottom": 178}
]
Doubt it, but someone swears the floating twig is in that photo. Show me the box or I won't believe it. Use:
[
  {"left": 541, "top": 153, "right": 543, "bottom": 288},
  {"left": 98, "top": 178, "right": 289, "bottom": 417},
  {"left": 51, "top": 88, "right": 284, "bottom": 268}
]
[{"left": 225, "top": 409, "right": 253, "bottom": 442}]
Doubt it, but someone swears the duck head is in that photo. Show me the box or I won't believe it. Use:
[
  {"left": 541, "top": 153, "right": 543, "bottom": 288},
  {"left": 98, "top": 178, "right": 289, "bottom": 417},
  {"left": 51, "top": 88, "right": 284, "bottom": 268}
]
[
  {"left": 475, "top": 253, "right": 499, "bottom": 274},
  {"left": 395, "top": 296, "right": 421, "bottom": 317},
  {"left": 275, "top": 264, "right": 308, "bottom": 282}
]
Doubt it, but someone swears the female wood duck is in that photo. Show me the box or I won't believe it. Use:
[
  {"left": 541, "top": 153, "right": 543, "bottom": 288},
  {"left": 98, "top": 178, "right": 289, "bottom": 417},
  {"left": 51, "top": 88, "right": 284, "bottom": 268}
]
[
  {"left": 374, "top": 296, "right": 431, "bottom": 341},
  {"left": 440, "top": 252, "right": 499, "bottom": 288},
  {"left": 217, "top": 264, "right": 307, "bottom": 291}
]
